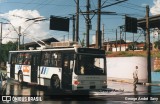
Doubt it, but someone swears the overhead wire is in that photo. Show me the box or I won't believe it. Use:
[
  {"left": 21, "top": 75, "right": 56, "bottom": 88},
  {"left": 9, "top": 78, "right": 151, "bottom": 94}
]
[
  {"left": 3, "top": 1, "right": 80, "bottom": 7},
  {"left": 0, "top": 0, "right": 151, "bottom": 43},
  {"left": 35, "top": 0, "right": 56, "bottom": 10},
  {"left": 20, "top": 0, "right": 38, "bottom": 10}
]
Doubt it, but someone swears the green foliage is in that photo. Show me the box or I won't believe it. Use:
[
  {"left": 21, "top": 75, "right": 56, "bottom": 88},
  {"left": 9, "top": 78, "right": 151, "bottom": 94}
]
[
  {"left": 118, "top": 51, "right": 135, "bottom": 57},
  {"left": 0, "top": 41, "right": 17, "bottom": 64},
  {"left": 106, "top": 51, "right": 112, "bottom": 54},
  {"left": 154, "top": 41, "right": 160, "bottom": 49},
  {"left": 128, "top": 42, "right": 138, "bottom": 50}
]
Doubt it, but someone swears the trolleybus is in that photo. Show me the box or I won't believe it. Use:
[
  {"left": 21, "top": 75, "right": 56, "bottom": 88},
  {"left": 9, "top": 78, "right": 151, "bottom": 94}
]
[{"left": 7, "top": 41, "right": 107, "bottom": 91}]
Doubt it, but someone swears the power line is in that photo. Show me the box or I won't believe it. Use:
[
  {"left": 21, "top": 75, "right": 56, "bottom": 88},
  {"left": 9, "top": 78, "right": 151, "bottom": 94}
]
[
  {"left": 36, "top": 0, "right": 56, "bottom": 10},
  {"left": 115, "top": 2, "right": 145, "bottom": 12},
  {"left": 3, "top": 1, "right": 82, "bottom": 7},
  {"left": 124, "top": 2, "right": 145, "bottom": 9},
  {"left": 20, "top": 0, "right": 38, "bottom": 10},
  {"left": 30, "top": 0, "right": 51, "bottom": 10}
]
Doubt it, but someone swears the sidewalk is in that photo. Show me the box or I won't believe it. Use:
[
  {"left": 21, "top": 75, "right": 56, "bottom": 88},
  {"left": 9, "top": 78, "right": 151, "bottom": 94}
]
[{"left": 107, "top": 79, "right": 160, "bottom": 86}]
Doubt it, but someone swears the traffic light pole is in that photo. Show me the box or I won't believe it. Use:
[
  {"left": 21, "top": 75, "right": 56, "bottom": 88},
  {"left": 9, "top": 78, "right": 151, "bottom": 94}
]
[
  {"left": 86, "top": 0, "right": 90, "bottom": 47},
  {"left": 96, "top": 0, "right": 102, "bottom": 49},
  {"left": 75, "top": 0, "right": 79, "bottom": 42}
]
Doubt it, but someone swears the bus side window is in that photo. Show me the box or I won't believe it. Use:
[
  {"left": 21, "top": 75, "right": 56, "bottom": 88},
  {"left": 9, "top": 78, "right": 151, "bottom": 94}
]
[
  {"left": 23, "top": 59, "right": 31, "bottom": 65},
  {"left": 51, "top": 53, "right": 56, "bottom": 67},
  {"left": 17, "top": 53, "right": 24, "bottom": 64},
  {"left": 57, "top": 53, "right": 62, "bottom": 67},
  {"left": 42, "top": 52, "right": 50, "bottom": 66},
  {"left": 50, "top": 52, "right": 61, "bottom": 67},
  {"left": 63, "top": 53, "right": 74, "bottom": 72},
  {"left": 11, "top": 54, "right": 17, "bottom": 65},
  {"left": 23, "top": 53, "right": 31, "bottom": 65}
]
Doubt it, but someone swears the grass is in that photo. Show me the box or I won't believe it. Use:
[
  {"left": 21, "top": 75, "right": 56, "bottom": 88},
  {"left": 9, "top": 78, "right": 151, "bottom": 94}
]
[{"left": 106, "top": 51, "right": 160, "bottom": 58}]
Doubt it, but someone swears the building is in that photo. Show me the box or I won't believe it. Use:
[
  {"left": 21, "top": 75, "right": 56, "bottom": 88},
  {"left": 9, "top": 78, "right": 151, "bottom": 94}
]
[
  {"left": 90, "top": 42, "right": 146, "bottom": 52},
  {"left": 24, "top": 37, "right": 59, "bottom": 49}
]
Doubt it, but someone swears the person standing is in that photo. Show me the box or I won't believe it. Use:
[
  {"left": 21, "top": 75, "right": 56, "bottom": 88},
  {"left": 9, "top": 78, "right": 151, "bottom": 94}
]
[{"left": 133, "top": 66, "right": 138, "bottom": 88}]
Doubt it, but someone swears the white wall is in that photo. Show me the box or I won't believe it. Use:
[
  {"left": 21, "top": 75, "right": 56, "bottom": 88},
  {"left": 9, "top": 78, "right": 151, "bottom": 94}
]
[{"left": 107, "top": 57, "right": 148, "bottom": 83}]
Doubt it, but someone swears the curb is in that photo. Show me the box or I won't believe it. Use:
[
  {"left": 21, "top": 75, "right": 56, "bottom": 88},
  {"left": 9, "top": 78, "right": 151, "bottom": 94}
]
[
  {"left": 107, "top": 79, "right": 133, "bottom": 84},
  {"left": 136, "top": 82, "right": 160, "bottom": 86},
  {"left": 108, "top": 79, "right": 160, "bottom": 86}
]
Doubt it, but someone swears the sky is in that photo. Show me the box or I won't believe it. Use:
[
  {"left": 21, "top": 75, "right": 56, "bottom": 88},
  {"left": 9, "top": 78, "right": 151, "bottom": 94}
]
[{"left": 0, "top": 0, "right": 158, "bottom": 45}]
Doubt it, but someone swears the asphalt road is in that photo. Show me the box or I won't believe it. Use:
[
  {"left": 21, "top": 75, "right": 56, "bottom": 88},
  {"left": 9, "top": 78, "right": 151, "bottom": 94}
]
[
  {"left": 1, "top": 78, "right": 160, "bottom": 104},
  {"left": 1, "top": 68, "right": 160, "bottom": 103}
]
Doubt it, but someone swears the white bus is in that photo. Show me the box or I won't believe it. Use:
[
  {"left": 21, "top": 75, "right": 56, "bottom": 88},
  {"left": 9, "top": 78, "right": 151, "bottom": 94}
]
[{"left": 7, "top": 42, "right": 107, "bottom": 91}]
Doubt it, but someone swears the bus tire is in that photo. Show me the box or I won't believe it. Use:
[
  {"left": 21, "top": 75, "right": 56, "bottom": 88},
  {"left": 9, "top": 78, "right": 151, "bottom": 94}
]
[
  {"left": 18, "top": 71, "right": 23, "bottom": 83},
  {"left": 50, "top": 75, "right": 60, "bottom": 90}
]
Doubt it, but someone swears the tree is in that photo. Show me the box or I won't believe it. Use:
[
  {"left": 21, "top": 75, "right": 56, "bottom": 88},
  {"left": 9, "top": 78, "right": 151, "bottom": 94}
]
[
  {"left": 0, "top": 41, "right": 17, "bottom": 66},
  {"left": 154, "top": 40, "right": 160, "bottom": 49},
  {"left": 127, "top": 41, "right": 138, "bottom": 50}
]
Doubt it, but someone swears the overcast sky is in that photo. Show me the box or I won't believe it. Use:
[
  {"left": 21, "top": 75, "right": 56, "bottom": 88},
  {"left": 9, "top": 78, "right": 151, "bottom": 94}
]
[{"left": 0, "top": 0, "right": 159, "bottom": 44}]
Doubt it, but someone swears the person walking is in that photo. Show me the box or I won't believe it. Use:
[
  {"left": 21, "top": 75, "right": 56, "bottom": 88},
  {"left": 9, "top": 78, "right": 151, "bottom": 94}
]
[{"left": 133, "top": 66, "right": 138, "bottom": 88}]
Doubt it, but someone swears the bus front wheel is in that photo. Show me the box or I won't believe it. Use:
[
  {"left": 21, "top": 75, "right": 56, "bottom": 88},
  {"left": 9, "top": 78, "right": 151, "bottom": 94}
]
[
  {"left": 50, "top": 75, "right": 60, "bottom": 90},
  {"left": 18, "top": 72, "right": 23, "bottom": 83}
]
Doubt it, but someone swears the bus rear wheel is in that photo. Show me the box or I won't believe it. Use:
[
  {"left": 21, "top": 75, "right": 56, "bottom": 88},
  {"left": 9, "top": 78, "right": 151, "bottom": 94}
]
[
  {"left": 50, "top": 75, "right": 60, "bottom": 90},
  {"left": 18, "top": 72, "right": 23, "bottom": 83}
]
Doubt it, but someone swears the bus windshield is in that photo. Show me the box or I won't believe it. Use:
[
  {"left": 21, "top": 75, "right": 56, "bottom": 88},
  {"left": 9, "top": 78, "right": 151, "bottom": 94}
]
[{"left": 75, "top": 54, "right": 106, "bottom": 75}]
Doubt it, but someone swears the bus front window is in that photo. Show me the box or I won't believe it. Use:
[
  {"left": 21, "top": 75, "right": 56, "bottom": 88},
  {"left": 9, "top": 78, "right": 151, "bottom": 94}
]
[{"left": 75, "top": 54, "right": 106, "bottom": 75}]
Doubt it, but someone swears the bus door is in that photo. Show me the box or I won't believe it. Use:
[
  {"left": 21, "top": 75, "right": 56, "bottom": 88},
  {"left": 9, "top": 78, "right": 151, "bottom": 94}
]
[
  {"left": 10, "top": 53, "right": 17, "bottom": 79},
  {"left": 31, "top": 53, "right": 39, "bottom": 83},
  {"left": 62, "top": 53, "right": 73, "bottom": 90}
]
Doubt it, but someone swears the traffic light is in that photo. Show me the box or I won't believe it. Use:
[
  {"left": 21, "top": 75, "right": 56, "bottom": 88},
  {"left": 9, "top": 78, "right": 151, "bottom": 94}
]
[{"left": 125, "top": 16, "right": 137, "bottom": 33}]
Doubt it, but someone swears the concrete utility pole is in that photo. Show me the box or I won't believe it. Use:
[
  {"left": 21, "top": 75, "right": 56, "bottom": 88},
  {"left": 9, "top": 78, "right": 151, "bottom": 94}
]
[
  {"left": 86, "top": 0, "right": 90, "bottom": 47},
  {"left": 146, "top": 5, "right": 151, "bottom": 83},
  {"left": 18, "top": 26, "right": 21, "bottom": 50},
  {"left": 102, "top": 24, "right": 105, "bottom": 48},
  {"left": 120, "top": 26, "right": 122, "bottom": 51},
  {"left": 75, "top": 0, "right": 79, "bottom": 42},
  {"left": 133, "top": 33, "right": 134, "bottom": 51},
  {"left": 0, "top": 23, "right": 2, "bottom": 45},
  {"left": 116, "top": 29, "right": 117, "bottom": 52},
  {"left": 96, "top": 0, "right": 102, "bottom": 49},
  {"left": 0, "top": 23, "right": 2, "bottom": 66},
  {"left": 72, "top": 15, "right": 75, "bottom": 41},
  {"left": 125, "top": 31, "right": 126, "bottom": 51}
]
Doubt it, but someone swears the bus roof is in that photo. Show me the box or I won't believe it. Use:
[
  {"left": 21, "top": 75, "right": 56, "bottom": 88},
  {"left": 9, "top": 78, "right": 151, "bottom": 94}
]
[
  {"left": 9, "top": 47, "right": 75, "bottom": 53},
  {"left": 9, "top": 47, "right": 105, "bottom": 55}
]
